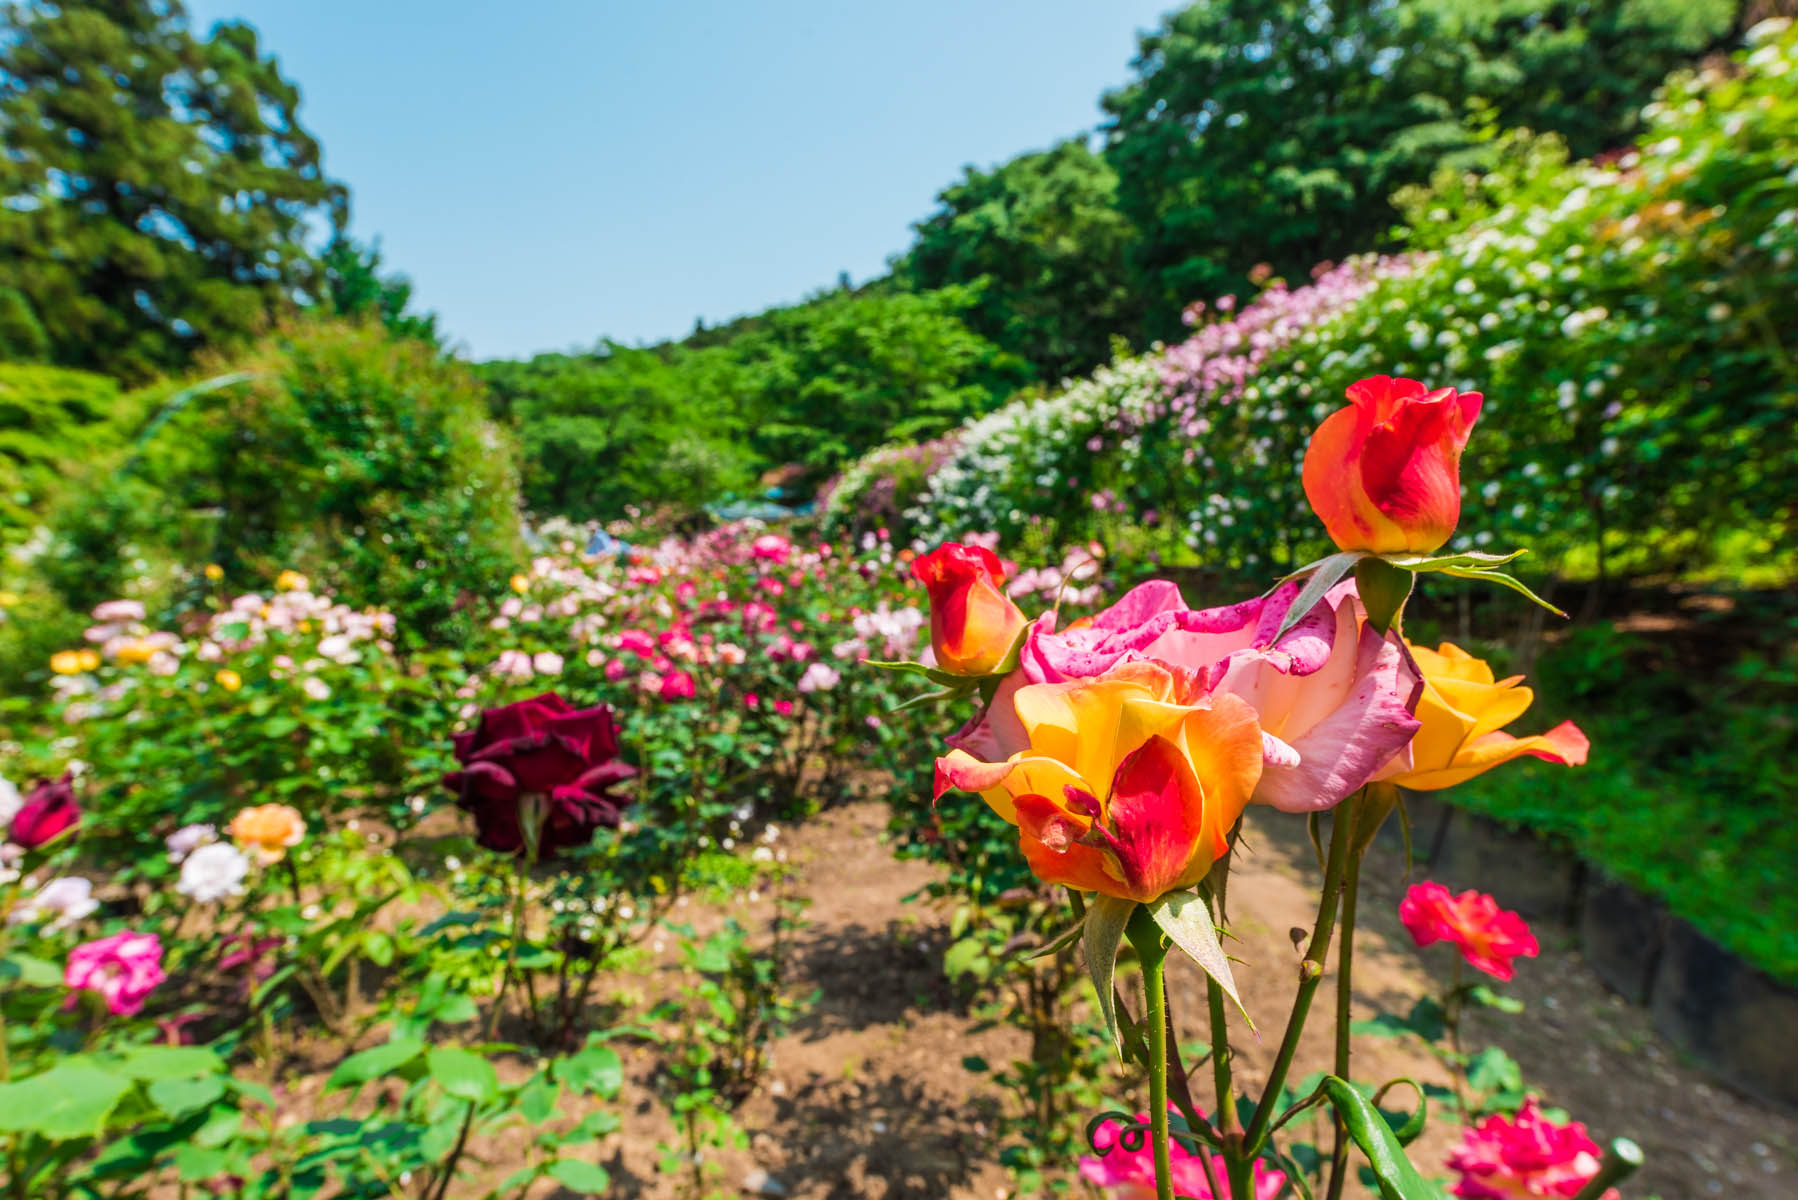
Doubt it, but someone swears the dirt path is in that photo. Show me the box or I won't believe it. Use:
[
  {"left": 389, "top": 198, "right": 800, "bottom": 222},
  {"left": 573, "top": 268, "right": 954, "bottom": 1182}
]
[{"left": 593, "top": 800, "right": 1796, "bottom": 1199}]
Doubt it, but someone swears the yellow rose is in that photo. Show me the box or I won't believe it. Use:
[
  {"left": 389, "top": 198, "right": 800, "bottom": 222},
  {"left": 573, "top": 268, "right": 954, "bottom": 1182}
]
[
  {"left": 215, "top": 669, "right": 243, "bottom": 692},
  {"left": 1379, "top": 642, "right": 1588, "bottom": 790},
  {"left": 49, "top": 650, "right": 86, "bottom": 675}
]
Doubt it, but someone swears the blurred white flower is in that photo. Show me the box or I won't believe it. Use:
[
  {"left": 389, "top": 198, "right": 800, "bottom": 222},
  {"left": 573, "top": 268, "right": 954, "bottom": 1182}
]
[
  {"left": 10, "top": 876, "right": 99, "bottom": 931},
  {"left": 532, "top": 651, "right": 564, "bottom": 676},
  {"left": 165, "top": 823, "right": 217, "bottom": 863},
  {"left": 0, "top": 775, "right": 21, "bottom": 827},
  {"left": 302, "top": 677, "right": 332, "bottom": 701},
  {"left": 178, "top": 842, "right": 249, "bottom": 903}
]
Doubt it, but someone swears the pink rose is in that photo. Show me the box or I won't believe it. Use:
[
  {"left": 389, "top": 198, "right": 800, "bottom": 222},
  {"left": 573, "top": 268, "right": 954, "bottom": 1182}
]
[
  {"left": 1399, "top": 881, "right": 1539, "bottom": 981},
  {"left": 1447, "top": 1098, "right": 1616, "bottom": 1199},
  {"left": 963, "top": 578, "right": 1421, "bottom": 813},
  {"left": 65, "top": 930, "right": 166, "bottom": 1016},
  {"left": 1081, "top": 1106, "right": 1285, "bottom": 1199}
]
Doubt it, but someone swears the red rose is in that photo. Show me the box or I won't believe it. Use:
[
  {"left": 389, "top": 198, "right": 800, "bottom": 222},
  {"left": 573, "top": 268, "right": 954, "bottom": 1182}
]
[
  {"left": 910, "top": 542, "right": 1028, "bottom": 675},
  {"left": 10, "top": 773, "right": 80, "bottom": 849},
  {"left": 442, "top": 693, "right": 636, "bottom": 857}
]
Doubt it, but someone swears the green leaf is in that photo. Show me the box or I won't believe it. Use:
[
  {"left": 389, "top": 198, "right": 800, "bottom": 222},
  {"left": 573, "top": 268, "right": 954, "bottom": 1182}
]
[
  {"left": 1437, "top": 567, "right": 1566, "bottom": 618},
  {"left": 1148, "top": 889, "right": 1249, "bottom": 1028},
  {"left": 1025, "top": 918, "right": 1085, "bottom": 961},
  {"left": 1467, "top": 984, "right": 1524, "bottom": 1014},
  {"left": 1354, "top": 557, "right": 1414, "bottom": 635},
  {"left": 942, "top": 937, "right": 989, "bottom": 982},
  {"left": 1466, "top": 1046, "right": 1522, "bottom": 1095},
  {"left": 0, "top": 1063, "right": 134, "bottom": 1140},
  {"left": 1317, "top": 1075, "right": 1436, "bottom": 1200},
  {"left": 119, "top": 1046, "right": 222, "bottom": 1080},
  {"left": 0, "top": 952, "right": 63, "bottom": 986},
  {"left": 518, "top": 1073, "right": 561, "bottom": 1124},
  {"left": 148, "top": 1075, "right": 227, "bottom": 1119},
  {"left": 428, "top": 1046, "right": 499, "bottom": 1105},
  {"left": 326, "top": 1037, "right": 425, "bottom": 1092},
  {"left": 1382, "top": 548, "right": 1527, "bottom": 571},
  {"left": 546, "top": 1159, "right": 612, "bottom": 1192},
  {"left": 1082, "top": 894, "right": 1136, "bottom": 1056},
  {"left": 1272, "top": 551, "right": 1364, "bottom": 641},
  {"left": 553, "top": 1043, "right": 623, "bottom": 1098}
]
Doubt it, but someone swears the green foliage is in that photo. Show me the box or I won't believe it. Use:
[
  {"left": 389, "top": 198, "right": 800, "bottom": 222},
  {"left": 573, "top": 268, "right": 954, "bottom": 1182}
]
[
  {"left": 36, "top": 323, "right": 524, "bottom": 647},
  {"left": 0, "top": 363, "right": 136, "bottom": 538},
  {"left": 478, "top": 342, "right": 754, "bottom": 520},
  {"left": 0, "top": 0, "right": 345, "bottom": 382},
  {"left": 1101, "top": 0, "right": 1734, "bottom": 337},
  {"left": 485, "top": 282, "right": 1015, "bottom": 518},
  {"left": 321, "top": 234, "right": 442, "bottom": 346},
  {"left": 896, "top": 139, "right": 1144, "bottom": 383}
]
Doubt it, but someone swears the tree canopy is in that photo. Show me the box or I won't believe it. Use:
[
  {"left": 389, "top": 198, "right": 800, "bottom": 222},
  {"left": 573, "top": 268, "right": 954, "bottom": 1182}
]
[{"left": 0, "top": 0, "right": 344, "bottom": 381}]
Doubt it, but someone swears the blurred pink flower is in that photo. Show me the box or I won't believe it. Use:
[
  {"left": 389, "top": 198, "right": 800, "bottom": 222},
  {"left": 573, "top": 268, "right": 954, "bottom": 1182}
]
[
  {"left": 1080, "top": 1108, "right": 1285, "bottom": 1199},
  {"left": 65, "top": 930, "right": 166, "bottom": 1016},
  {"left": 1400, "top": 881, "right": 1539, "bottom": 981},
  {"left": 1447, "top": 1099, "right": 1616, "bottom": 1199}
]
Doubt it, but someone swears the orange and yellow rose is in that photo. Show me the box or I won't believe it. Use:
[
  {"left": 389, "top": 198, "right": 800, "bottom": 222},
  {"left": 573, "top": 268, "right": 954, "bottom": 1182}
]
[
  {"left": 935, "top": 662, "right": 1262, "bottom": 902},
  {"left": 227, "top": 803, "right": 306, "bottom": 864},
  {"left": 910, "top": 542, "right": 1029, "bottom": 676},
  {"left": 1301, "top": 375, "right": 1483, "bottom": 554},
  {"left": 1378, "top": 642, "right": 1587, "bottom": 790}
]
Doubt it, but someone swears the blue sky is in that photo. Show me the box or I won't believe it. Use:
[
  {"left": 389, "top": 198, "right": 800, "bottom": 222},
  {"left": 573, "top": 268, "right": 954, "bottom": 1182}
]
[{"left": 184, "top": 1, "right": 1175, "bottom": 361}]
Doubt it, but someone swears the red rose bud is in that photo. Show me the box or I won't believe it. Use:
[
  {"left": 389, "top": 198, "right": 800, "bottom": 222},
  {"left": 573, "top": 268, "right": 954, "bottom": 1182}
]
[
  {"left": 1301, "top": 375, "right": 1483, "bottom": 554},
  {"left": 10, "top": 772, "right": 80, "bottom": 849},
  {"left": 909, "top": 543, "right": 1029, "bottom": 676},
  {"left": 442, "top": 693, "right": 637, "bottom": 858}
]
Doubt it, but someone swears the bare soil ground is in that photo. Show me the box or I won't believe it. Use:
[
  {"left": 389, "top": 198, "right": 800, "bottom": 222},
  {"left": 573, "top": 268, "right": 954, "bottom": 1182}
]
[{"left": 582, "top": 800, "right": 1797, "bottom": 1199}]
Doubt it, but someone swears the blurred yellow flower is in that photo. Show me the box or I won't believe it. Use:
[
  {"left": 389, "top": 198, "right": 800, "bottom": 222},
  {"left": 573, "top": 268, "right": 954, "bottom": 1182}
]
[
  {"left": 203, "top": 564, "right": 224, "bottom": 581},
  {"left": 114, "top": 640, "right": 158, "bottom": 666},
  {"left": 0, "top": 591, "right": 20, "bottom": 607},
  {"left": 78, "top": 648, "right": 100, "bottom": 672},
  {"left": 49, "top": 650, "right": 86, "bottom": 675},
  {"left": 215, "top": 669, "right": 243, "bottom": 692},
  {"left": 275, "top": 570, "right": 309, "bottom": 592},
  {"left": 509, "top": 574, "right": 531, "bottom": 594}
]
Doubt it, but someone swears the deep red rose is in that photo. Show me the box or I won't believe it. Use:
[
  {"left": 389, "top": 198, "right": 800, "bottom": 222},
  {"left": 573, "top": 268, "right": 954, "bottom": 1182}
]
[
  {"left": 443, "top": 693, "right": 636, "bottom": 857},
  {"left": 10, "top": 773, "right": 80, "bottom": 849}
]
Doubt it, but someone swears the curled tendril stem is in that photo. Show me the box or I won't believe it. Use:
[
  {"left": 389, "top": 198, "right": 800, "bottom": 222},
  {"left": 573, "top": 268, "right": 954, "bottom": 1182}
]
[{"left": 1085, "top": 1112, "right": 1221, "bottom": 1159}]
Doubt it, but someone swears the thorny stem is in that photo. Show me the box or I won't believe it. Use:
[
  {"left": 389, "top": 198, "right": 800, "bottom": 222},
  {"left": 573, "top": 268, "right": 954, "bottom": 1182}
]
[
  {"left": 1208, "top": 974, "right": 1254, "bottom": 1199},
  {"left": 1242, "top": 790, "right": 1357, "bottom": 1159},
  {"left": 1325, "top": 814, "right": 1366, "bottom": 1200}
]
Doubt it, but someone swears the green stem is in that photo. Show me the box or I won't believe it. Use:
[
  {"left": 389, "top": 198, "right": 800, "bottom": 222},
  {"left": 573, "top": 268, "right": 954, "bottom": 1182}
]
[
  {"left": 1123, "top": 913, "right": 1176, "bottom": 1200},
  {"left": 1324, "top": 833, "right": 1365, "bottom": 1200},
  {"left": 484, "top": 843, "right": 533, "bottom": 1042},
  {"left": 1209, "top": 976, "right": 1254, "bottom": 1199},
  {"left": 1242, "top": 791, "right": 1357, "bottom": 1158}
]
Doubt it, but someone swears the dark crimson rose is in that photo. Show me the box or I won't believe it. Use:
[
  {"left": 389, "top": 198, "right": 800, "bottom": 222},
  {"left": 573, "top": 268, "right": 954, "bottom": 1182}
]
[
  {"left": 10, "top": 773, "right": 80, "bottom": 849},
  {"left": 442, "top": 693, "right": 636, "bottom": 857}
]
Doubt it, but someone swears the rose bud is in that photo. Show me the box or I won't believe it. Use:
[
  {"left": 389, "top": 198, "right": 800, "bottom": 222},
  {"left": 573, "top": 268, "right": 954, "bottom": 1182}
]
[
  {"left": 10, "top": 773, "right": 81, "bottom": 849},
  {"left": 1301, "top": 375, "right": 1483, "bottom": 554},
  {"left": 909, "top": 543, "right": 1028, "bottom": 676}
]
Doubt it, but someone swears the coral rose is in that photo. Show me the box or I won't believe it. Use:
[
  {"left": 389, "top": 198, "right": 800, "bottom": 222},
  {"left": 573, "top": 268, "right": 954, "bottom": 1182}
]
[
  {"left": 1377, "top": 642, "right": 1587, "bottom": 790},
  {"left": 443, "top": 692, "right": 637, "bottom": 858},
  {"left": 1302, "top": 375, "right": 1483, "bottom": 554},
  {"left": 935, "top": 662, "right": 1261, "bottom": 903},
  {"left": 227, "top": 803, "right": 306, "bottom": 865},
  {"left": 1399, "top": 880, "right": 1539, "bottom": 980},
  {"left": 910, "top": 542, "right": 1028, "bottom": 676}
]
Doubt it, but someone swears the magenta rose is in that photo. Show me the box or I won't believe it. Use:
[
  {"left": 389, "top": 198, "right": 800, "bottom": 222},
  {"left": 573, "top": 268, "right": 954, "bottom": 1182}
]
[
  {"left": 10, "top": 772, "right": 81, "bottom": 849},
  {"left": 65, "top": 930, "right": 165, "bottom": 1017},
  {"left": 443, "top": 693, "right": 637, "bottom": 857},
  {"left": 952, "top": 578, "right": 1422, "bottom": 813}
]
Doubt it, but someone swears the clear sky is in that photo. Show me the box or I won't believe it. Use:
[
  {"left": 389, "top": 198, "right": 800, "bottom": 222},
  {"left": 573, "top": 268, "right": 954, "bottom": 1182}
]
[{"left": 183, "top": 1, "right": 1175, "bottom": 362}]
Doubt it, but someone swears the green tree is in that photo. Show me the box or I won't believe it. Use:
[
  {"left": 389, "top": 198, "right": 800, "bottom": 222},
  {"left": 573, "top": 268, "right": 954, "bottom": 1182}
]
[
  {"left": 895, "top": 139, "right": 1142, "bottom": 383},
  {"left": 322, "top": 234, "right": 442, "bottom": 346},
  {"left": 0, "top": 0, "right": 345, "bottom": 381},
  {"left": 477, "top": 344, "right": 754, "bottom": 520},
  {"left": 1102, "top": 0, "right": 1734, "bottom": 337},
  {"left": 724, "top": 283, "right": 1018, "bottom": 485}
]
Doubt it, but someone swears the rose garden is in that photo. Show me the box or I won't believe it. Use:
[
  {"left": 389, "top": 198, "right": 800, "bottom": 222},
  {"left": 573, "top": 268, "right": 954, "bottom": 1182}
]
[{"left": 3, "top": 4, "right": 1796, "bottom": 1198}]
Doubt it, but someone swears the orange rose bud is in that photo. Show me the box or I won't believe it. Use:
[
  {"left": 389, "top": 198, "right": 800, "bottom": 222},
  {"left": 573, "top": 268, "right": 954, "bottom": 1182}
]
[
  {"left": 1301, "top": 375, "right": 1483, "bottom": 554},
  {"left": 227, "top": 803, "right": 307, "bottom": 865},
  {"left": 910, "top": 542, "right": 1029, "bottom": 676}
]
